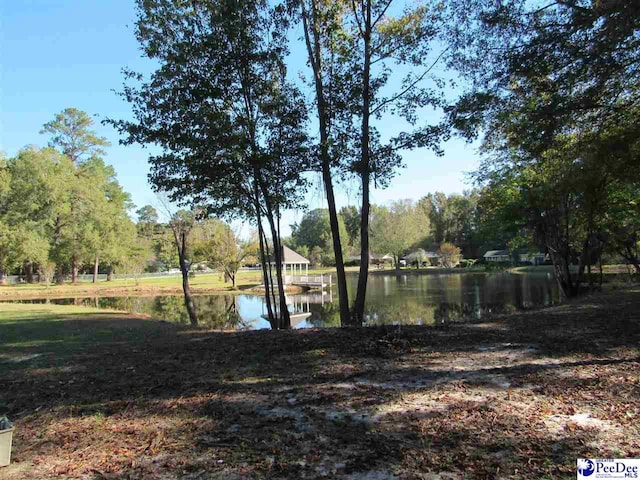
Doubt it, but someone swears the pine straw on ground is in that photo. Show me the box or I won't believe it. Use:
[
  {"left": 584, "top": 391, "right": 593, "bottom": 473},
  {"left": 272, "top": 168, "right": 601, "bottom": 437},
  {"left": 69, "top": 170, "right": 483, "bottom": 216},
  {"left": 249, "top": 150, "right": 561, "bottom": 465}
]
[{"left": 1, "top": 286, "right": 639, "bottom": 479}]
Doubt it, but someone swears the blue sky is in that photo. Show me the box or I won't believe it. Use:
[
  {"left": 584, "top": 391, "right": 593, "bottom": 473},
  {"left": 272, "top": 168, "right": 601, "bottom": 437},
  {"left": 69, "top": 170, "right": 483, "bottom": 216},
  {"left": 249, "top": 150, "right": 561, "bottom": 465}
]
[{"left": 0, "top": 0, "right": 481, "bottom": 235}]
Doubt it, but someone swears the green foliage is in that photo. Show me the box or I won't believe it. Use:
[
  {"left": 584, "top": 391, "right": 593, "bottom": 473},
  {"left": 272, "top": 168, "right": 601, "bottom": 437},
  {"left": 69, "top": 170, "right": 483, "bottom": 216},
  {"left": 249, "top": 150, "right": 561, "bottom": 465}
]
[
  {"left": 40, "top": 108, "right": 110, "bottom": 163},
  {"left": 73, "top": 157, "right": 137, "bottom": 273},
  {"left": 136, "top": 205, "right": 159, "bottom": 239},
  {"left": 370, "top": 200, "right": 428, "bottom": 266},
  {"left": 118, "top": 236, "right": 150, "bottom": 284},
  {"left": 290, "top": 209, "right": 348, "bottom": 265},
  {"left": 437, "top": 242, "right": 462, "bottom": 269},
  {"left": 194, "top": 219, "right": 257, "bottom": 287},
  {"left": 3, "top": 148, "right": 73, "bottom": 278},
  {"left": 419, "top": 191, "right": 479, "bottom": 255},
  {"left": 445, "top": 0, "right": 640, "bottom": 296},
  {"left": 309, "top": 246, "right": 324, "bottom": 267},
  {"left": 603, "top": 183, "right": 640, "bottom": 273},
  {"left": 112, "top": 0, "right": 311, "bottom": 328},
  {"left": 154, "top": 229, "right": 180, "bottom": 270},
  {"left": 0, "top": 109, "right": 143, "bottom": 283},
  {"left": 405, "top": 248, "right": 427, "bottom": 268},
  {"left": 339, "top": 206, "right": 360, "bottom": 247},
  {"left": 112, "top": 0, "right": 309, "bottom": 222}
]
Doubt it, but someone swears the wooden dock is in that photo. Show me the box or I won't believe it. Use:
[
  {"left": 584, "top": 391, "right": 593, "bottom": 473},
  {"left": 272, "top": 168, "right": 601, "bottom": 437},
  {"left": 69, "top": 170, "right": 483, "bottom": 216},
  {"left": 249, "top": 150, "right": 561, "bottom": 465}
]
[
  {"left": 260, "top": 311, "right": 312, "bottom": 327},
  {"left": 285, "top": 274, "right": 332, "bottom": 289}
]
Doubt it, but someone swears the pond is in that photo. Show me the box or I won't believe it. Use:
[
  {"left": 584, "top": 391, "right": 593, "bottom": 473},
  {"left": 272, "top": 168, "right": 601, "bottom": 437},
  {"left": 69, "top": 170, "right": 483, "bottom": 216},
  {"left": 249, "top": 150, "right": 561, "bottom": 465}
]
[{"left": 12, "top": 271, "right": 559, "bottom": 329}]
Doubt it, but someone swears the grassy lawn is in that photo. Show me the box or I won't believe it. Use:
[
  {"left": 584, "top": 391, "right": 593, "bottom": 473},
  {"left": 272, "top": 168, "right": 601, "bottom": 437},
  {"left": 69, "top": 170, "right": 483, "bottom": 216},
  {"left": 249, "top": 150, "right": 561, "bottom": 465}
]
[
  {"left": 0, "top": 271, "right": 263, "bottom": 300},
  {"left": 0, "top": 271, "right": 260, "bottom": 292},
  {"left": 1, "top": 287, "right": 639, "bottom": 479},
  {"left": 0, "top": 267, "right": 356, "bottom": 300}
]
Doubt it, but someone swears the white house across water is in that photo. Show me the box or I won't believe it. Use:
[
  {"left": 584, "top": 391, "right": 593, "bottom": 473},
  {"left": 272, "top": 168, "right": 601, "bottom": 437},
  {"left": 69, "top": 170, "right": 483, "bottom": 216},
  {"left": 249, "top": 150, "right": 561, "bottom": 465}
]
[
  {"left": 483, "top": 249, "right": 546, "bottom": 265},
  {"left": 483, "top": 249, "right": 511, "bottom": 262}
]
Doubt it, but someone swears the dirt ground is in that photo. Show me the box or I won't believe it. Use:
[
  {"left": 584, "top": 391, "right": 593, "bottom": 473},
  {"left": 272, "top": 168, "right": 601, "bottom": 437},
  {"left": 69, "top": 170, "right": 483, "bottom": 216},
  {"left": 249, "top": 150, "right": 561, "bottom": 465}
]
[{"left": 1, "top": 285, "right": 639, "bottom": 479}]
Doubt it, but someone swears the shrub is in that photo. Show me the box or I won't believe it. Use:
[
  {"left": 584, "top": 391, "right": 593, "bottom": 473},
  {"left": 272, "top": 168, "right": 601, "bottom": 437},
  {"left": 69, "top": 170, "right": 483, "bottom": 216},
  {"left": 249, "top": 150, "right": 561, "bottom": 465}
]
[{"left": 437, "top": 242, "right": 462, "bottom": 268}]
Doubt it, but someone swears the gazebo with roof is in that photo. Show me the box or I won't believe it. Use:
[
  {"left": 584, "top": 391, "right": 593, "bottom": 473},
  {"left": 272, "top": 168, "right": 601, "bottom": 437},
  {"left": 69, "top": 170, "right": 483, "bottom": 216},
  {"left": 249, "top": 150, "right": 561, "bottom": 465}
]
[{"left": 268, "top": 245, "right": 311, "bottom": 285}]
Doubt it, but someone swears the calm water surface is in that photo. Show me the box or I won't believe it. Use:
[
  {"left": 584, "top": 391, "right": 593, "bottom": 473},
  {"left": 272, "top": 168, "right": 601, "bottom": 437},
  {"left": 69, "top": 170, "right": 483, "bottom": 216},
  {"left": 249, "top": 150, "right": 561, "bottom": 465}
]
[{"left": 15, "top": 272, "right": 559, "bottom": 330}]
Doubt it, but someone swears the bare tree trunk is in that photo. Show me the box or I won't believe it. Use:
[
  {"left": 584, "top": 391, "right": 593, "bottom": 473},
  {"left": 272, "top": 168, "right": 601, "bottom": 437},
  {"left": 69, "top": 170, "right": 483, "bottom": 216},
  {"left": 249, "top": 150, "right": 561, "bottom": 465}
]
[
  {"left": 352, "top": 0, "right": 373, "bottom": 327},
  {"left": 93, "top": 256, "right": 99, "bottom": 283},
  {"left": 548, "top": 246, "right": 571, "bottom": 300},
  {"left": 599, "top": 254, "right": 604, "bottom": 287},
  {"left": 258, "top": 178, "right": 291, "bottom": 330},
  {"left": 25, "top": 262, "right": 34, "bottom": 283},
  {"left": 322, "top": 163, "right": 350, "bottom": 321},
  {"left": 55, "top": 265, "right": 65, "bottom": 285},
  {"left": 265, "top": 238, "right": 279, "bottom": 324},
  {"left": 576, "top": 232, "right": 595, "bottom": 291},
  {"left": 53, "top": 217, "right": 65, "bottom": 284},
  {"left": 258, "top": 230, "right": 275, "bottom": 326},
  {"left": 253, "top": 167, "right": 290, "bottom": 330},
  {"left": 177, "top": 232, "right": 197, "bottom": 326},
  {"left": 71, "top": 255, "right": 78, "bottom": 283},
  {"left": 253, "top": 181, "right": 278, "bottom": 330},
  {"left": 301, "top": 0, "right": 351, "bottom": 327}
]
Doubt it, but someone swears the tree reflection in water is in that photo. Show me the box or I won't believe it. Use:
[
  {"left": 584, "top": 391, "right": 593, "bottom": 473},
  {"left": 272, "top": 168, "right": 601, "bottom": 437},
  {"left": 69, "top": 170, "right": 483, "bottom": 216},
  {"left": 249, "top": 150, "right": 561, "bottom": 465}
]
[
  {"left": 29, "top": 295, "right": 247, "bottom": 330},
  {"left": 12, "top": 272, "right": 559, "bottom": 330}
]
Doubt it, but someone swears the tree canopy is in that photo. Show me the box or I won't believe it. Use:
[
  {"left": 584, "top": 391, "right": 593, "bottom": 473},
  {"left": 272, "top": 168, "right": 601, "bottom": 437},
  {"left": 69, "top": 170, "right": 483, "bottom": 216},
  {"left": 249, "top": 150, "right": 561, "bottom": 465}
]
[
  {"left": 40, "top": 108, "right": 110, "bottom": 163},
  {"left": 370, "top": 200, "right": 427, "bottom": 268},
  {"left": 112, "top": 0, "right": 311, "bottom": 329},
  {"left": 444, "top": 0, "right": 640, "bottom": 296},
  {"left": 0, "top": 109, "right": 138, "bottom": 284}
]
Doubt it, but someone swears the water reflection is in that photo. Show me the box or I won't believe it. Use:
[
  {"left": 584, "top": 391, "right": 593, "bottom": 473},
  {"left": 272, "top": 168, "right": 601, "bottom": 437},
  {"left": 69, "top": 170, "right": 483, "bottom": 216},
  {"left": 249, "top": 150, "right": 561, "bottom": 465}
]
[
  {"left": 9, "top": 272, "right": 559, "bottom": 330},
  {"left": 22, "top": 295, "right": 249, "bottom": 330}
]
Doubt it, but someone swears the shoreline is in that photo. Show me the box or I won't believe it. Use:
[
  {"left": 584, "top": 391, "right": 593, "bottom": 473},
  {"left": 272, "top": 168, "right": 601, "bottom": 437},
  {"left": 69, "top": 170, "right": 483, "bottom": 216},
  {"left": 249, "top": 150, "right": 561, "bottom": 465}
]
[
  {"left": 0, "top": 283, "right": 312, "bottom": 301},
  {"left": 0, "top": 264, "right": 626, "bottom": 301},
  {"left": 0, "top": 284, "right": 258, "bottom": 301}
]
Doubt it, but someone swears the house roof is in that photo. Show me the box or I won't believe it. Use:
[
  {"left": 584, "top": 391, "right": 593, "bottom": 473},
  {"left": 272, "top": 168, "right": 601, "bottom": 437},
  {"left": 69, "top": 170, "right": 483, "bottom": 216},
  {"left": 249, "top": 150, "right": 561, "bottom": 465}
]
[
  {"left": 484, "top": 249, "right": 510, "bottom": 257},
  {"left": 283, "top": 246, "right": 310, "bottom": 264},
  {"left": 402, "top": 251, "right": 440, "bottom": 259},
  {"left": 370, "top": 253, "right": 393, "bottom": 260},
  {"left": 274, "top": 245, "right": 310, "bottom": 264},
  {"left": 345, "top": 253, "right": 393, "bottom": 262}
]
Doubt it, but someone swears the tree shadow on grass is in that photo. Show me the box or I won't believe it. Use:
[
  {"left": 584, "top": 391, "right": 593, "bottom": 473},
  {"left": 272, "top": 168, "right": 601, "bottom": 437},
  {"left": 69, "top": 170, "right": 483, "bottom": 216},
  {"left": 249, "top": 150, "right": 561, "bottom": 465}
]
[{"left": 0, "top": 312, "right": 186, "bottom": 373}]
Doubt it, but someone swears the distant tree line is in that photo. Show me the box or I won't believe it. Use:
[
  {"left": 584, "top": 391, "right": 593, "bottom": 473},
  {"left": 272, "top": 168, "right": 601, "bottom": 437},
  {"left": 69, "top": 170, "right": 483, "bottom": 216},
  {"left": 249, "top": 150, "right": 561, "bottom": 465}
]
[
  {"left": 0, "top": 109, "right": 140, "bottom": 284},
  {"left": 287, "top": 190, "right": 511, "bottom": 267},
  {"left": 1, "top": 108, "right": 255, "bottom": 308}
]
